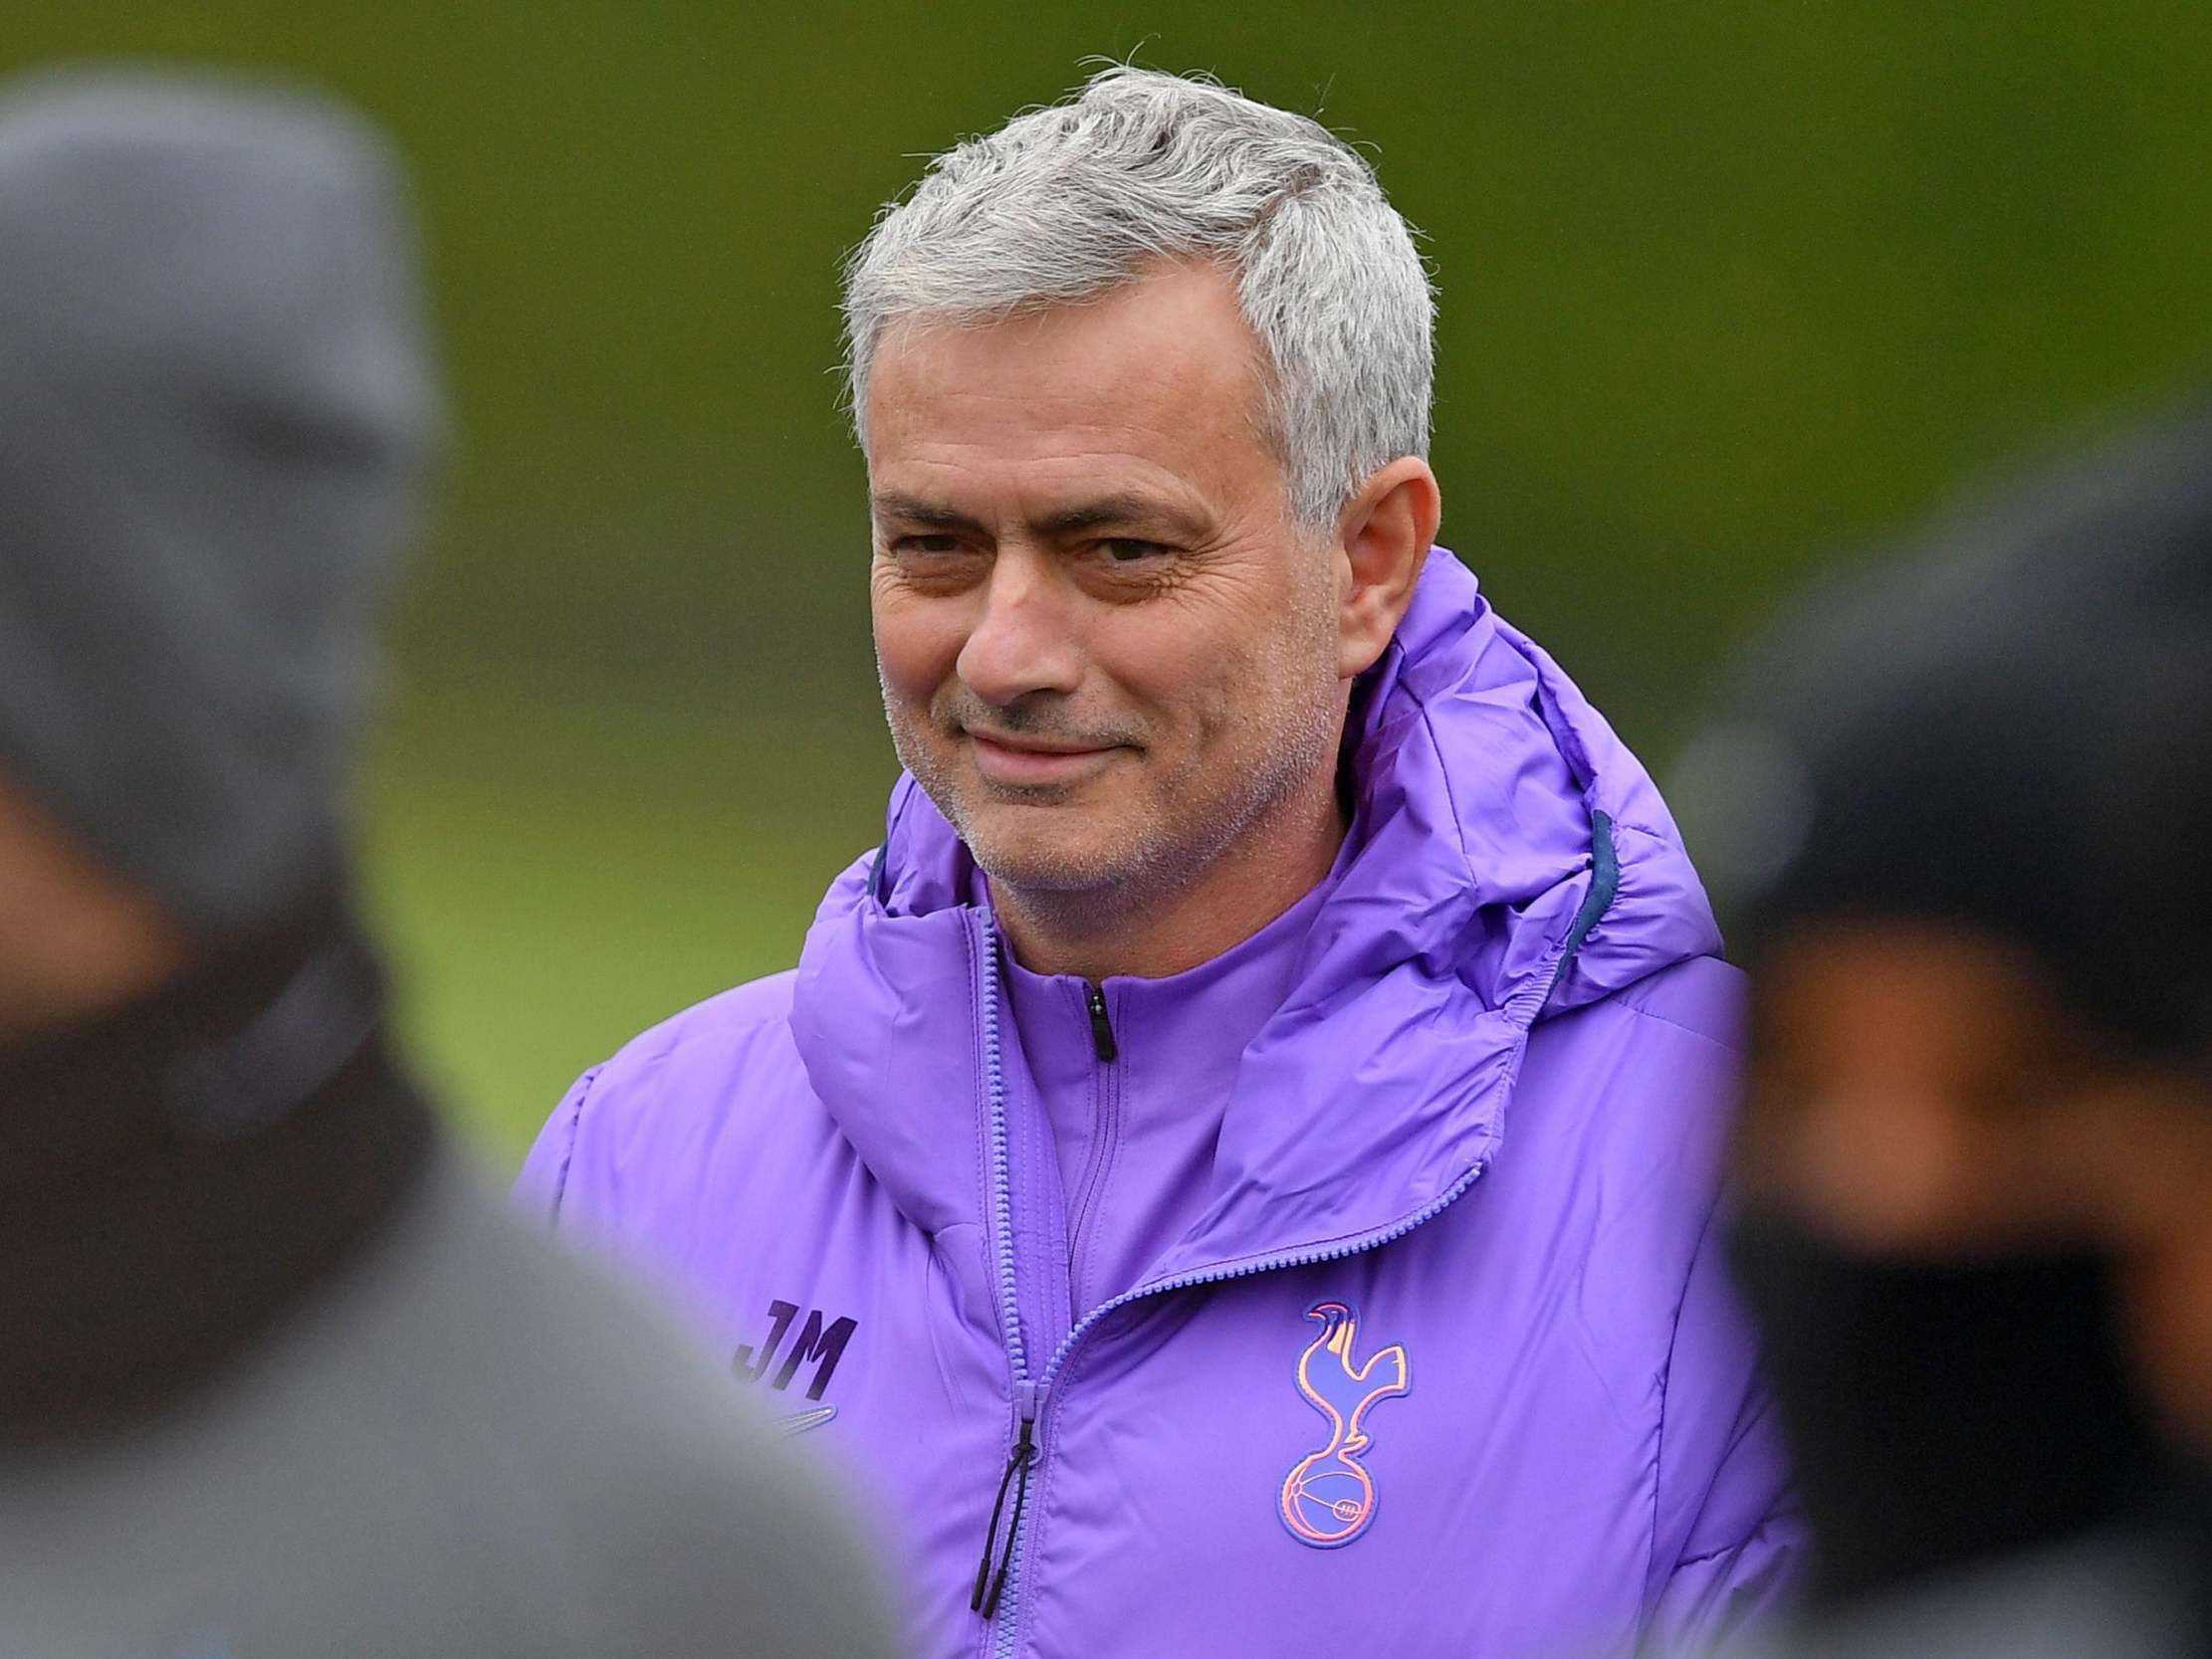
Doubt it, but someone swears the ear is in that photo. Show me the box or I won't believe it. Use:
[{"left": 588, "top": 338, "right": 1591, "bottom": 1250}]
[{"left": 1333, "top": 457, "right": 1441, "bottom": 680}]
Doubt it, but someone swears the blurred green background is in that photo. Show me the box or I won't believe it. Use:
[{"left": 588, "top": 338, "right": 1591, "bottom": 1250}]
[{"left": 9, "top": 3, "right": 2208, "bottom": 1161}]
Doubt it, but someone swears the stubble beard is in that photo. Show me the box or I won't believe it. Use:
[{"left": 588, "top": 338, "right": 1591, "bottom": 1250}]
[{"left": 877, "top": 572, "right": 1347, "bottom": 928}]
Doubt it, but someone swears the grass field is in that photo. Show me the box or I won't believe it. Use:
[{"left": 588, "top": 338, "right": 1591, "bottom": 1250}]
[{"left": 364, "top": 686, "right": 897, "bottom": 1161}]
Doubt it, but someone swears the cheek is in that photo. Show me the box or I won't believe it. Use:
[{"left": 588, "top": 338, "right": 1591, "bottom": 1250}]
[
  {"left": 871, "top": 582, "right": 966, "bottom": 705},
  {"left": 1090, "top": 615, "right": 1235, "bottom": 738}
]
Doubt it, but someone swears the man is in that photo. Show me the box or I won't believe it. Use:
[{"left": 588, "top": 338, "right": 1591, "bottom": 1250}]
[
  {"left": 1677, "top": 404, "right": 2212, "bottom": 1655},
  {"left": 0, "top": 68, "right": 894, "bottom": 1657},
  {"left": 525, "top": 68, "right": 1797, "bottom": 1657}
]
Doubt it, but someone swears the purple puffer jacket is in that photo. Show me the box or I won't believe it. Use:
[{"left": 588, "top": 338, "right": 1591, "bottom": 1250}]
[{"left": 520, "top": 552, "right": 1800, "bottom": 1658}]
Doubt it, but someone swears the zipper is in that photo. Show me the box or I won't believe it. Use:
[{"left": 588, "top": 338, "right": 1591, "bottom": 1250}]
[
  {"left": 1032, "top": 1146, "right": 1492, "bottom": 1401},
  {"left": 970, "top": 1401, "right": 1036, "bottom": 1619},
  {"left": 975, "top": 921, "right": 1035, "bottom": 1659},
  {"left": 968, "top": 910, "right": 1495, "bottom": 1651},
  {"left": 1083, "top": 982, "right": 1117, "bottom": 1062},
  {"left": 1064, "top": 983, "right": 1120, "bottom": 1317}
]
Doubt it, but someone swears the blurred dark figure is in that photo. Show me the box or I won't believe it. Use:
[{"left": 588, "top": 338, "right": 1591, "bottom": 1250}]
[
  {"left": 1677, "top": 402, "right": 2212, "bottom": 1656},
  {"left": 0, "top": 68, "right": 895, "bottom": 1657}
]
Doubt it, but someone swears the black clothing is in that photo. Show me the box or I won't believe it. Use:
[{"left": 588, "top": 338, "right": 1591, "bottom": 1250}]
[{"left": 0, "top": 912, "right": 428, "bottom": 1433}]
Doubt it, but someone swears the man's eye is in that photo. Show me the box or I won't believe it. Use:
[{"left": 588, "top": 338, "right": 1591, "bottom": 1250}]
[
  {"left": 893, "top": 533, "right": 963, "bottom": 555},
  {"left": 1099, "top": 538, "right": 1165, "bottom": 563}
]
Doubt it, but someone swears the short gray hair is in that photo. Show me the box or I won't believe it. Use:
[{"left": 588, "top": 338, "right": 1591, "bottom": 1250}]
[{"left": 841, "top": 67, "right": 1435, "bottom": 527}]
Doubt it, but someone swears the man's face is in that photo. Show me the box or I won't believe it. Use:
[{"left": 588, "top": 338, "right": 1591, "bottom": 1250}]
[
  {"left": 1739, "top": 920, "right": 2098, "bottom": 1254},
  {"left": 0, "top": 771, "right": 188, "bottom": 1040},
  {"left": 865, "top": 262, "right": 1348, "bottom": 906},
  {"left": 1743, "top": 919, "right": 2212, "bottom": 1452}
]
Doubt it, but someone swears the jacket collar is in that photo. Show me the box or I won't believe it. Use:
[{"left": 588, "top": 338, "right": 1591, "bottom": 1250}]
[{"left": 791, "top": 551, "right": 1721, "bottom": 1271}]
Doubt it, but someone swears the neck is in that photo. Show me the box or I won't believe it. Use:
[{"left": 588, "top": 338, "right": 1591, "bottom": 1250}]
[{"left": 993, "top": 773, "right": 1344, "bottom": 981}]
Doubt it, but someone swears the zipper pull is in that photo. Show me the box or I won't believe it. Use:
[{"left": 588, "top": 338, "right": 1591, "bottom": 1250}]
[
  {"left": 1085, "top": 982, "right": 1118, "bottom": 1063},
  {"left": 971, "top": 1410, "right": 1038, "bottom": 1619}
]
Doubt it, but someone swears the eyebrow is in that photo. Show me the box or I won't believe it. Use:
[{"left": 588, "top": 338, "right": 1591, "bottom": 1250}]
[
  {"left": 870, "top": 493, "right": 983, "bottom": 533},
  {"left": 871, "top": 491, "right": 1206, "bottom": 542},
  {"left": 1033, "top": 495, "right": 1205, "bottom": 539}
]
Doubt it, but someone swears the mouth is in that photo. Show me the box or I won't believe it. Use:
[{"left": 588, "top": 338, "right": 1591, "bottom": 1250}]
[{"left": 964, "top": 729, "right": 1123, "bottom": 788}]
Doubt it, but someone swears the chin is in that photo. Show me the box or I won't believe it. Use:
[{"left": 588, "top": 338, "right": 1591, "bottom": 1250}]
[{"left": 964, "top": 821, "right": 1136, "bottom": 897}]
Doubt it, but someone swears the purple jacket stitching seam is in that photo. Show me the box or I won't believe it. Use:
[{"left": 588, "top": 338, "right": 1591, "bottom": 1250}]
[
  {"left": 1642, "top": 1195, "right": 1728, "bottom": 1611},
  {"left": 546, "top": 1065, "right": 601, "bottom": 1222}
]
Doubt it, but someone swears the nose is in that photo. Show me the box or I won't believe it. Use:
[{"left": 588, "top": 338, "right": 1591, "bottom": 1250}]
[{"left": 956, "top": 549, "right": 1084, "bottom": 708}]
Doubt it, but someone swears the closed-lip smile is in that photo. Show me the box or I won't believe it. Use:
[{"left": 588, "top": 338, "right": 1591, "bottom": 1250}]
[{"left": 966, "top": 728, "right": 1120, "bottom": 785}]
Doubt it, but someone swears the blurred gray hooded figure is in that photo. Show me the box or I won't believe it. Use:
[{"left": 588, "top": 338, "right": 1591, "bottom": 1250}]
[{"left": 0, "top": 66, "right": 897, "bottom": 1659}]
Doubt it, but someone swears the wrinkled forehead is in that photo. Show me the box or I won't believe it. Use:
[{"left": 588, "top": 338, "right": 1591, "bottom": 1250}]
[{"left": 860, "top": 265, "right": 1284, "bottom": 506}]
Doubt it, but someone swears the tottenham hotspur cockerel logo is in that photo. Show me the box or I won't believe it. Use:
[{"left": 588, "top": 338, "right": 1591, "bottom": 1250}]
[{"left": 1278, "top": 1301, "right": 1412, "bottom": 1548}]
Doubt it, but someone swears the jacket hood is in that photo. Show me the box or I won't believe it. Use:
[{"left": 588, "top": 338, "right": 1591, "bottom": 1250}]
[{"left": 791, "top": 550, "right": 1720, "bottom": 1274}]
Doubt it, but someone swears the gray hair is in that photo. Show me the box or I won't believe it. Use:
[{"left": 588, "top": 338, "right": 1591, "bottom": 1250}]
[{"left": 841, "top": 67, "right": 1435, "bottom": 527}]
